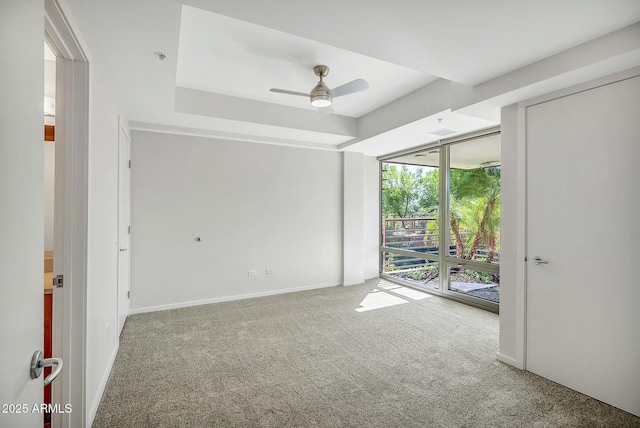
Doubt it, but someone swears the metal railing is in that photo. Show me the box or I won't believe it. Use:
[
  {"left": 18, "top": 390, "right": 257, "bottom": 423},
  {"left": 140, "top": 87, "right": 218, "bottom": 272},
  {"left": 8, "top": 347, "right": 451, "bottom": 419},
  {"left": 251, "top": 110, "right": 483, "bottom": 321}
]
[{"left": 382, "top": 217, "right": 499, "bottom": 263}]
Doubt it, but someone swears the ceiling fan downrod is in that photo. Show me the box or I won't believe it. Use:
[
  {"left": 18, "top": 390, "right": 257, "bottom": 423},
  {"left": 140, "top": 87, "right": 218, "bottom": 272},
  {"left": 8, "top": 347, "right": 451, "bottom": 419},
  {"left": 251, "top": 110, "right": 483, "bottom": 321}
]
[{"left": 310, "top": 65, "right": 332, "bottom": 107}]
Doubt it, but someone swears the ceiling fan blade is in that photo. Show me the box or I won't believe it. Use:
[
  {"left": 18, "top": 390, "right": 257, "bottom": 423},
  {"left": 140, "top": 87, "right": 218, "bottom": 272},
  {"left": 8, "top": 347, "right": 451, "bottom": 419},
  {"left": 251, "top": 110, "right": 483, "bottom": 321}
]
[
  {"left": 318, "top": 105, "right": 334, "bottom": 115},
  {"left": 331, "top": 79, "right": 369, "bottom": 98},
  {"left": 270, "top": 88, "right": 310, "bottom": 97}
]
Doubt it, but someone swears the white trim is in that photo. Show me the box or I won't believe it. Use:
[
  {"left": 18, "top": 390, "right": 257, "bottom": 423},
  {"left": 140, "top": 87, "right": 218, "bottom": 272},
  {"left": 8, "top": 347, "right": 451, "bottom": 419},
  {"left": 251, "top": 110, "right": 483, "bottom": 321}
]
[
  {"left": 45, "top": 2, "right": 90, "bottom": 427},
  {"left": 514, "top": 103, "right": 527, "bottom": 371},
  {"left": 117, "top": 117, "right": 131, "bottom": 336},
  {"left": 515, "top": 66, "right": 640, "bottom": 373},
  {"left": 44, "top": 0, "right": 86, "bottom": 61},
  {"left": 130, "top": 282, "right": 341, "bottom": 315},
  {"left": 119, "top": 116, "right": 131, "bottom": 144},
  {"left": 496, "top": 352, "right": 518, "bottom": 367},
  {"left": 518, "top": 66, "right": 640, "bottom": 109},
  {"left": 129, "top": 122, "right": 344, "bottom": 152},
  {"left": 87, "top": 343, "right": 119, "bottom": 427}
]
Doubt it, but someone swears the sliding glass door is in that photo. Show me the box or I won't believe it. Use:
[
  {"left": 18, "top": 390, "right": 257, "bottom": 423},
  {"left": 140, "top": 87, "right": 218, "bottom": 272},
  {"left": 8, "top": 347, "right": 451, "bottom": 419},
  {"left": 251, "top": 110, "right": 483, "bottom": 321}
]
[
  {"left": 381, "top": 151, "right": 440, "bottom": 289},
  {"left": 380, "top": 131, "right": 500, "bottom": 311}
]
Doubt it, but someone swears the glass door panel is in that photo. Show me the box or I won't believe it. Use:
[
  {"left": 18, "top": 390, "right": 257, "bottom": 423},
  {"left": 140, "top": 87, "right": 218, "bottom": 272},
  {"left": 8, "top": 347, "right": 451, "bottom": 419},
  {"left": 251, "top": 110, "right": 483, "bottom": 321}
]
[
  {"left": 382, "top": 152, "right": 440, "bottom": 255},
  {"left": 380, "top": 131, "right": 501, "bottom": 311},
  {"left": 447, "top": 265, "right": 500, "bottom": 303},
  {"left": 382, "top": 250, "right": 439, "bottom": 290},
  {"left": 448, "top": 136, "right": 501, "bottom": 264}
]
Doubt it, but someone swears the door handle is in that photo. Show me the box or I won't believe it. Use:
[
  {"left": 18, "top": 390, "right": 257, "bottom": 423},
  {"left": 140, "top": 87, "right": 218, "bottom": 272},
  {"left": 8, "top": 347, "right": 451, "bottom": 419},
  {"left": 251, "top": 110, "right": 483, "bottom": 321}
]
[
  {"left": 119, "top": 248, "right": 127, "bottom": 252},
  {"left": 30, "top": 350, "right": 63, "bottom": 386},
  {"left": 532, "top": 256, "right": 549, "bottom": 265}
]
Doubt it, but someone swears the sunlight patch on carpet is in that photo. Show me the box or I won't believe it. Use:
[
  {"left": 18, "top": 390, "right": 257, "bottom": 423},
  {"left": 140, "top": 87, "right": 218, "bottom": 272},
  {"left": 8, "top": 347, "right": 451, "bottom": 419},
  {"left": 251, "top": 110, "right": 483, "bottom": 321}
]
[{"left": 356, "top": 289, "right": 408, "bottom": 312}]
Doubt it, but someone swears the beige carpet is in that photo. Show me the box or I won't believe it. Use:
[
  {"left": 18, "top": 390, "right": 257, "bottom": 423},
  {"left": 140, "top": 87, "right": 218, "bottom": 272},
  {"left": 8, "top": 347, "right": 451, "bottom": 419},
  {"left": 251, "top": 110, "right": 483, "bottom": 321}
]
[{"left": 93, "top": 279, "right": 640, "bottom": 427}]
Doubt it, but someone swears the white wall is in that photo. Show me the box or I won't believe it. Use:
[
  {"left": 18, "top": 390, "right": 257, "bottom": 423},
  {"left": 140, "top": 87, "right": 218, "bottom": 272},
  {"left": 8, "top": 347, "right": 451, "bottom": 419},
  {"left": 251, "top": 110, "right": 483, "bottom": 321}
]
[
  {"left": 84, "top": 57, "right": 123, "bottom": 422},
  {"left": 498, "top": 68, "right": 640, "bottom": 369},
  {"left": 497, "top": 103, "right": 521, "bottom": 367},
  {"left": 343, "top": 152, "right": 364, "bottom": 285},
  {"left": 130, "top": 131, "right": 344, "bottom": 313},
  {"left": 56, "top": 0, "right": 129, "bottom": 424},
  {"left": 343, "top": 153, "right": 381, "bottom": 285},
  {"left": 363, "top": 156, "right": 380, "bottom": 279}
]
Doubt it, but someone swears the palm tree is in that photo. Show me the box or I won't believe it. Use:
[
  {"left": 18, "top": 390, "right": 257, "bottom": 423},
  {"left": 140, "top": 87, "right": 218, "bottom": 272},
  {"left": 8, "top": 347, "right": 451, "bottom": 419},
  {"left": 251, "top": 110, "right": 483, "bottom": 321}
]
[{"left": 449, "top": 167, "right": 501, "bottom": 261}]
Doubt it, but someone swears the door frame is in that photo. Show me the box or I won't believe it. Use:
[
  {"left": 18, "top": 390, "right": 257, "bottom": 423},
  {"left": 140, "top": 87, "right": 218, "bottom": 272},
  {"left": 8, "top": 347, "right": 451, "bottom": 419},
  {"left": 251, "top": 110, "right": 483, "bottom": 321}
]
[
  {"left": 377, "top": 127, "right": 502, "bottom": 313},
  {"left": 45, "top": 1, "right": 89, "bottom": 427},
  {"left": 117, "top": 117, "right": 131, "bottom": 335},
  {"left": 514, "top": 66, "right": 640, "bottom": 371}
]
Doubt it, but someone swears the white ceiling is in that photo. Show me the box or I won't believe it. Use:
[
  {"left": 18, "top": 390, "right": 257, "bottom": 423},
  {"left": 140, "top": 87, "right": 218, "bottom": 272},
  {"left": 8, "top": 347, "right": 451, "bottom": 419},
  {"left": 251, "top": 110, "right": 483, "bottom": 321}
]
[
  {"left": 83, "top": 0, "right": 640, "bottom": 155},
  {"left": 344, "top": 110, "right": 498, "bottom": 157},
  {"left": 387, "top": 133, "right": 502, "bottom": 170},
  {"left": 176, "top": 6, "right": 435, "bottom": 118}
]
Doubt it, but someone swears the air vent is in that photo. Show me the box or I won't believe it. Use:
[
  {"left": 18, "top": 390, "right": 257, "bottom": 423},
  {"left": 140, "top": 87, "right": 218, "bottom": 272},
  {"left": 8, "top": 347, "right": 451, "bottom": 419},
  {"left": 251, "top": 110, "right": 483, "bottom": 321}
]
[
  {"left": 427, "top": 128, "right": 456, "bottom": 137},
  {"left": 429, "top": 128, "right": 456, "bottom": 137}
]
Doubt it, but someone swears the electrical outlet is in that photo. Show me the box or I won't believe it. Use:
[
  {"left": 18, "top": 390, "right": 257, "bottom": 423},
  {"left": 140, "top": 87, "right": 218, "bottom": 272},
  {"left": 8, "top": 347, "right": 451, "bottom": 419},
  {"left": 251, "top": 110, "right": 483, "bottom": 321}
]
[
  {"left": 248, "top": 270, "right": 257, "bottom": 276},
  {"left": 266, "top": 268, "right": 275, "bottom": 275}
]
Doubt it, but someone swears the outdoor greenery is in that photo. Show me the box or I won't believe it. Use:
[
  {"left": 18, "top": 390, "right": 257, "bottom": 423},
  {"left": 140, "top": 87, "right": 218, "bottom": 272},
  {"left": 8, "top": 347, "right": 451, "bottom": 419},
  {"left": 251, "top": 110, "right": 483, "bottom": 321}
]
[
  {"left": 381, "top": 165, "right": 438, "bottom": 218},
  {"left": 461, "top": 268, "right": 497, "bottom": 284},
  {"left": 408, "top": 264, "right": 439, "bottom": 281},
  {"left": 382, "top": 162, "right": 501, "bottom": 262}
]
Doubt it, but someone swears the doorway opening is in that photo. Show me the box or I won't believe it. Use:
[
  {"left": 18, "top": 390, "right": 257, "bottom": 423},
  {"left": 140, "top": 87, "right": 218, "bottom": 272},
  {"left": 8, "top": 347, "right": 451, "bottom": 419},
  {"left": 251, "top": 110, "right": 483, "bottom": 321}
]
[
  {"left": 43, "top": 39, "right": 56, "bottom": 428},
  {"left": 380, "top": 130, "right": 501, "bottom": 312},
  {"left": 45, "top": 0, "right": 91, "bottom": 424}
]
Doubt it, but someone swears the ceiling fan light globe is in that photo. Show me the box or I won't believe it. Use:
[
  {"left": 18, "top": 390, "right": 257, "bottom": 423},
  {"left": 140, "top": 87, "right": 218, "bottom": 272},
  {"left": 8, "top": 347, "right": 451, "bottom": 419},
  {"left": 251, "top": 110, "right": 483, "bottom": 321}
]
[
  {"left": 311, "top": 96, "right": 332, "bottom": 107},
  {"left": 310, "top": 81, "right": 332, "bottom": 107}
]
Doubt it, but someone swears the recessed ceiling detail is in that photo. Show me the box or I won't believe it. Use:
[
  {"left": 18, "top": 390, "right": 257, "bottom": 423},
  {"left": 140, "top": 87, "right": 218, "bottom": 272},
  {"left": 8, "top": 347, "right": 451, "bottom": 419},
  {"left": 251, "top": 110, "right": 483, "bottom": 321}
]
[
  {"left": 82, "top": 0, "right": 640, "bottom": 155},
  {"left": 176, "top": 5, "right": 436, "bottom": 118}
]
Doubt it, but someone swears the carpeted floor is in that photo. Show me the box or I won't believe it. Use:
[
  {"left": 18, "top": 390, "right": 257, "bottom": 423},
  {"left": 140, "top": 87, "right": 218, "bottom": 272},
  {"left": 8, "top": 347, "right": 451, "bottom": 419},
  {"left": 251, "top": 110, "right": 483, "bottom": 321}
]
[{"left": 93, "top": 279, "right": 640, "bottom": 427}]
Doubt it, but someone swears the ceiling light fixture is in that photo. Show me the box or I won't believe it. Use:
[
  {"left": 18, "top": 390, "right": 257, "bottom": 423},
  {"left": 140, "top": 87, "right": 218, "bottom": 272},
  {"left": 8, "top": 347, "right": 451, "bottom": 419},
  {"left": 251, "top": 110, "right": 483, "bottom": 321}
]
[
  {"left": 271, "top": 65, "right": 368, "bottom": 112},
  {"left": 310, "top": 66, "right": 332, "bottom": 107}
]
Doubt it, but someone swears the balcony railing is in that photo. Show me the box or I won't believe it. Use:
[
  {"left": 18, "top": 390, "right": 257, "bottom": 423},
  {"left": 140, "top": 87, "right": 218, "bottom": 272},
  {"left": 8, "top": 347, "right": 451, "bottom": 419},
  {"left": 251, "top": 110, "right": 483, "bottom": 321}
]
[{"left": 382, "top": 217, "right": 499, "bottom": 262}]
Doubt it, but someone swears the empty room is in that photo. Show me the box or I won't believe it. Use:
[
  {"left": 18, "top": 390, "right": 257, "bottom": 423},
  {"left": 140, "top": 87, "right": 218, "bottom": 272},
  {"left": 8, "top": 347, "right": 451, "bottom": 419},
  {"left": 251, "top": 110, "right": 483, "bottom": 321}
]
[{"left": 1, "top": 1, "right": 639, "bottom": 427}]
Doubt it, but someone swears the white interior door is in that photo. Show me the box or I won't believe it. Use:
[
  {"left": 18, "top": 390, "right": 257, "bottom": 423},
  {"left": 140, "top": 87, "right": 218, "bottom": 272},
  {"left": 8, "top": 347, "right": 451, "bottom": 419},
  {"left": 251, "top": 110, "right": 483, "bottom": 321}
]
[
  {"left": 0, "top": 2, "right": 45, "bottom": 426},
  {"left": 117, "top": 120, "right": 131, "bottom": 335},
  {"left": 526, "top": 75, "right": 640, "bottom": 416}
]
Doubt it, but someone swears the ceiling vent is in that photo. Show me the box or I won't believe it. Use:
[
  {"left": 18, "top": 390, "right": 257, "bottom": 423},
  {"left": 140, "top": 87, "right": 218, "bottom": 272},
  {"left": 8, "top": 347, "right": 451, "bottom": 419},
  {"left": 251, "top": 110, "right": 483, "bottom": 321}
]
[{"left": 429, "top": 128, "right": 456, "bottom": 137}]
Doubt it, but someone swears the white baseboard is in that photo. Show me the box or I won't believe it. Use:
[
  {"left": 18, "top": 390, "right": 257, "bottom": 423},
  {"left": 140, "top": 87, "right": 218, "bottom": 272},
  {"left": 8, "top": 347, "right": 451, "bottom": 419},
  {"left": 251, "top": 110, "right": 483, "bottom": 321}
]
[
  {"left": 87, "top": 343, "right": 119, "bottom": 427},
  {"left": 496, "top": 352, "right": 518, "bottom": 367},
  {"left": 130, "top": 282, "right": 341, "bottom": 315}
]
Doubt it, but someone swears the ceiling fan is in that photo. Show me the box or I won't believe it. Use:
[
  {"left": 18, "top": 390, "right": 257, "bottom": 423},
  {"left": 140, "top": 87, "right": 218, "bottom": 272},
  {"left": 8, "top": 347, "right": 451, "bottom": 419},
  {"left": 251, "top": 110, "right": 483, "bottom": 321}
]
[{"left": 270, "top": 65, "right": 369, "bottom": 113}]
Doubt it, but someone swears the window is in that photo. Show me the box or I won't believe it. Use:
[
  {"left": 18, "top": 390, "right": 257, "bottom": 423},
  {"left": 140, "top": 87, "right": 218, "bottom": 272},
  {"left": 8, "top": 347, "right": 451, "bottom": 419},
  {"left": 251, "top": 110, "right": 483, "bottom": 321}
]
[{"left": 380, "top": 131, "right": 500, "bottom": 311}]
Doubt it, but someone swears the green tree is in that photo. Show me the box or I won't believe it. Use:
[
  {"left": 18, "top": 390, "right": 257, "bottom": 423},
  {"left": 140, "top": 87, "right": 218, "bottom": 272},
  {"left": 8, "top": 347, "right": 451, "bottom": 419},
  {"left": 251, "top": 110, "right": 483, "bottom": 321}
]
[
  {"left": 382, "top": 164, "right": 424, "bottom": 218},
  {"left": 449, "top": 167, "right": 501, "bottom": 261},
  {"left": 419, "top": 169, "right": 439, "bottom": 216}
]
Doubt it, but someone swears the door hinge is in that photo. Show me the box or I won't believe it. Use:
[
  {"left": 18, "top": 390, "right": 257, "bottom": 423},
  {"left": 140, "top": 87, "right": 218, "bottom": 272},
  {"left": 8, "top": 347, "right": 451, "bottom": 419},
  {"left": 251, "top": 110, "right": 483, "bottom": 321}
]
[
  {"left": 127, "top": 291, "right": 130, "bottom": 299},
  {"left": 128, "top": 160, "right": 131, "bottom": 168},
  {"left": 53, "top": 274, "right": 63, "bottom": 288},
  {"left": 128, "top": 225, "right": 131, "bottom": 234}
]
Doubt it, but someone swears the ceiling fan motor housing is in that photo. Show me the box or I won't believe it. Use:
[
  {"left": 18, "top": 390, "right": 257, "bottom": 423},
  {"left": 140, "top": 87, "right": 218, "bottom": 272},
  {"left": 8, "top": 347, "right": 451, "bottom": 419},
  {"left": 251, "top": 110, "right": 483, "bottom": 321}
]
[
  {"left": 310, "top": 80, "right": 332, "bottom": 107},
  {"left": 270, "top": 64, "right": 367, "bottom": 110}
]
